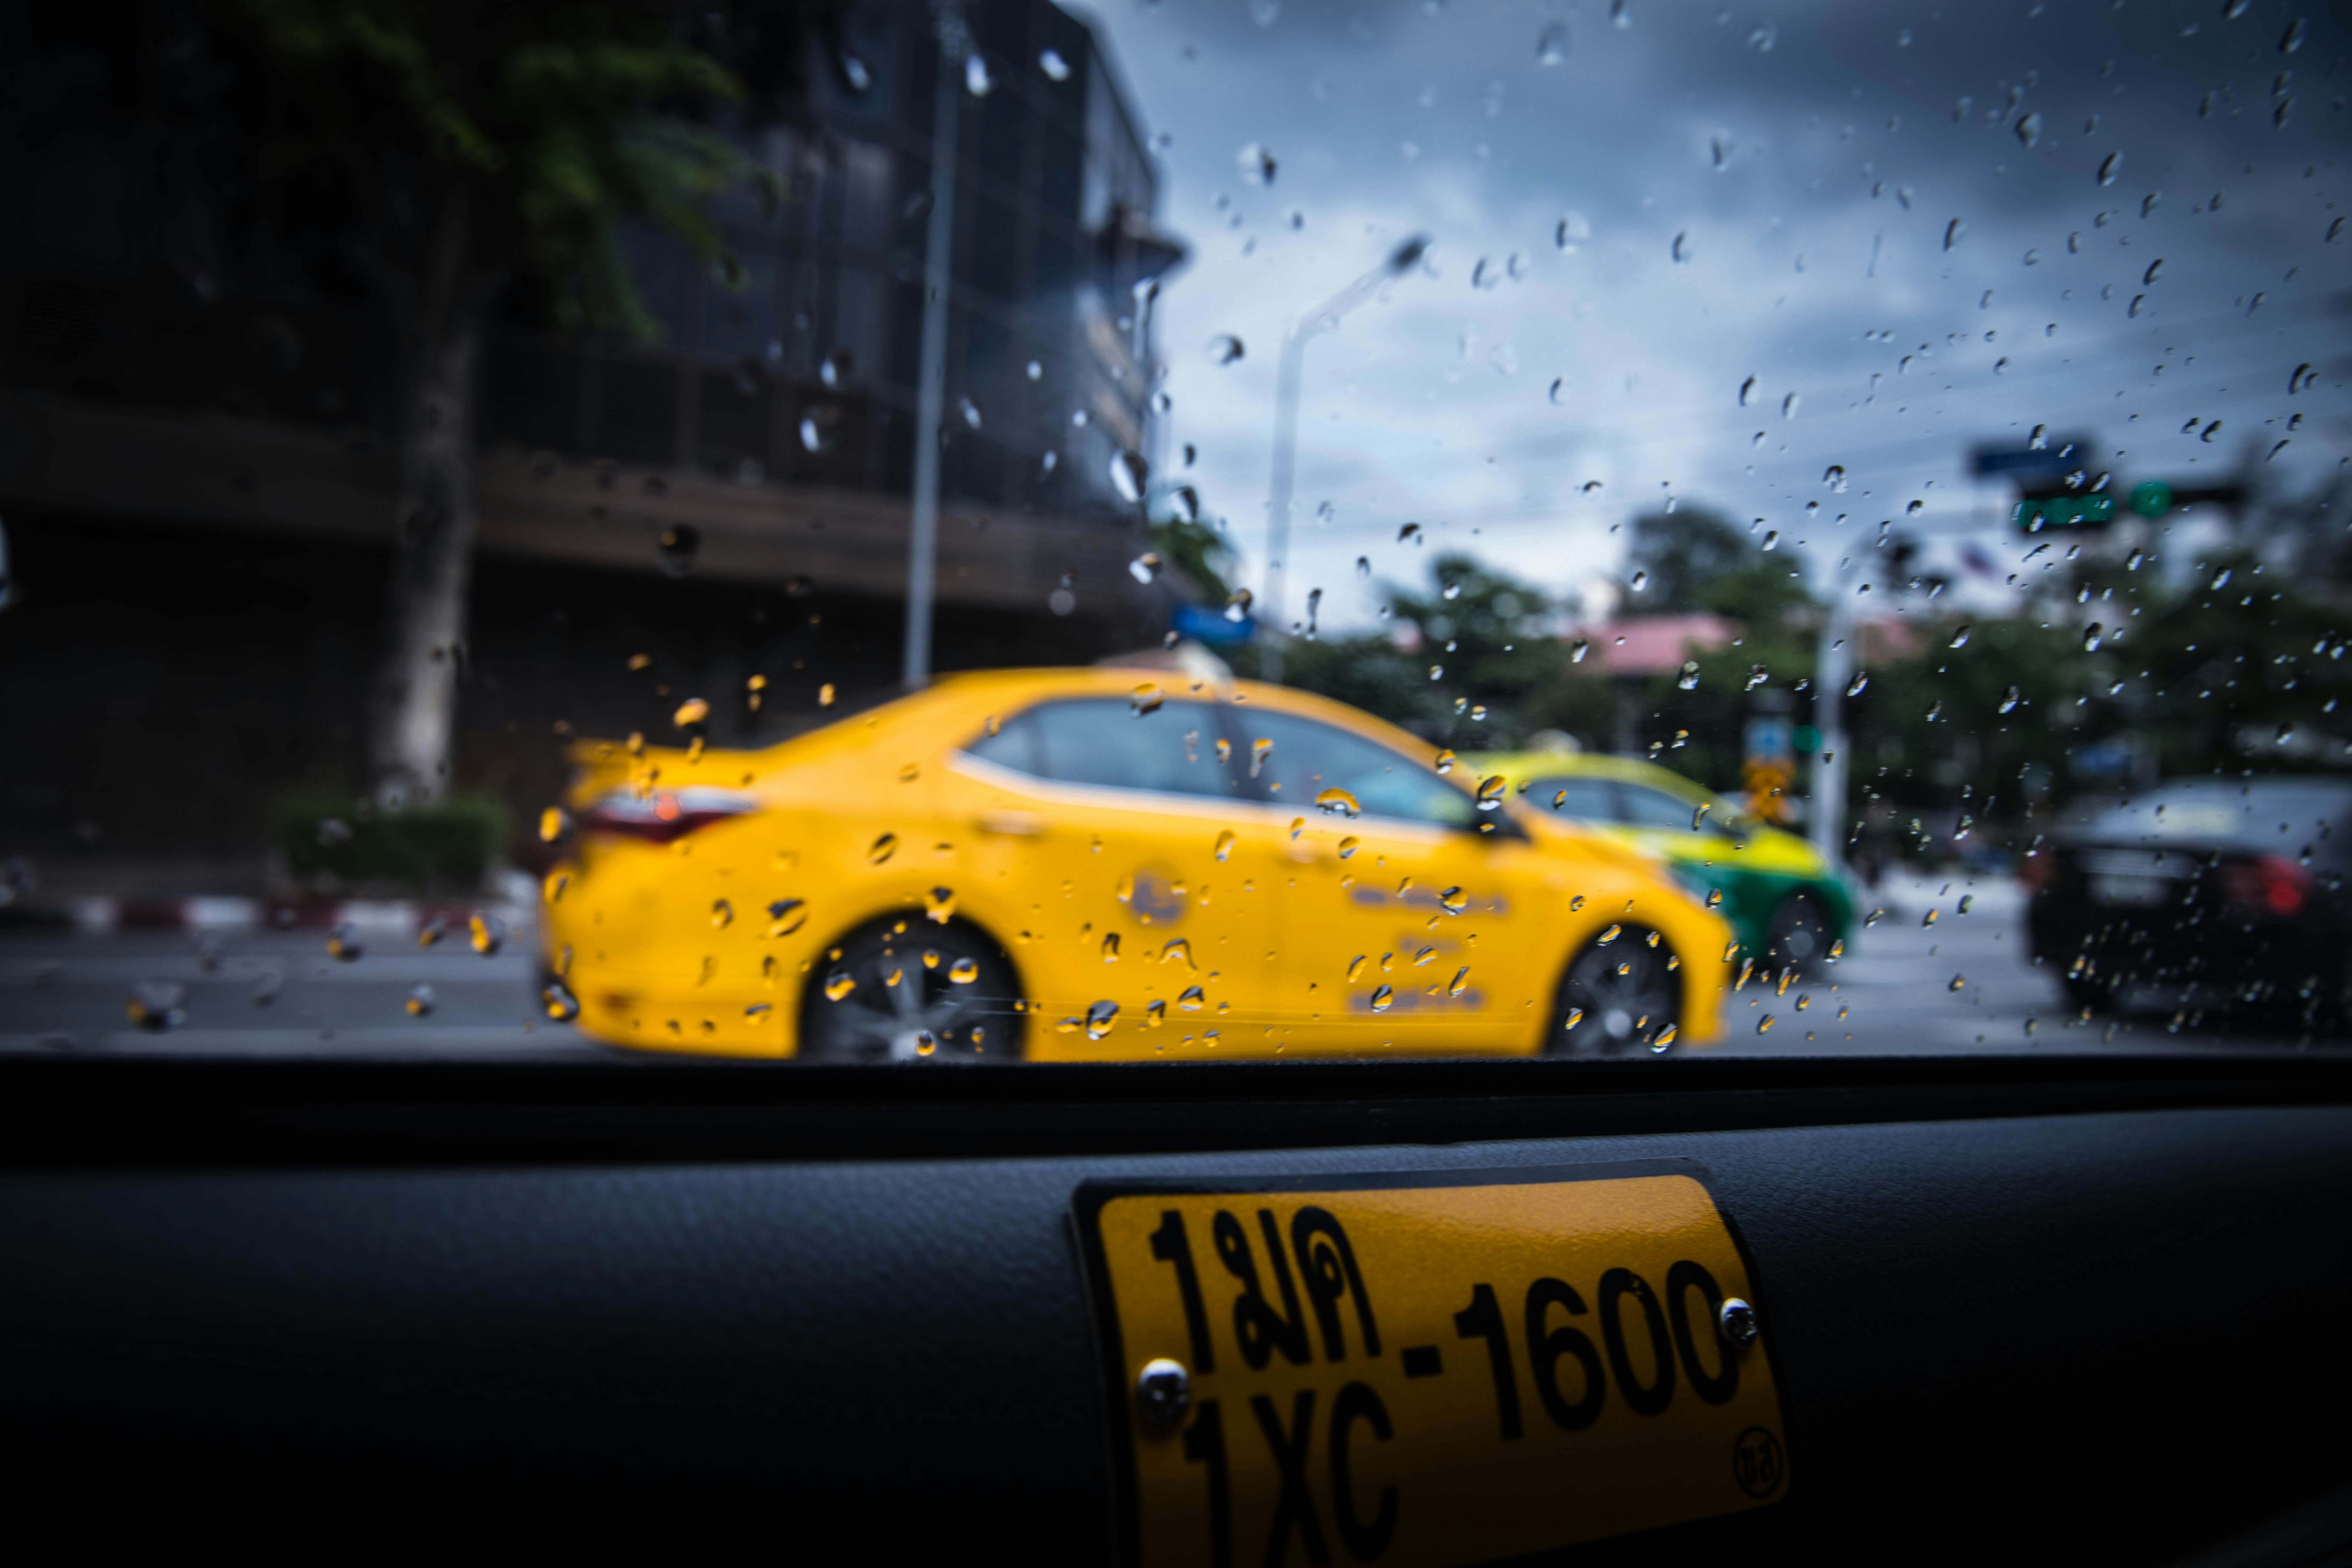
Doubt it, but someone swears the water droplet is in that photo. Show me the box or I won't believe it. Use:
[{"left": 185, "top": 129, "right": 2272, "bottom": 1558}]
[
  {"left": 1128, "top": 552, "right": 1163, "bottom": 587},
  {"left": 1652, "top": 1024, "right": 1678, "bottom": 1052},
  {"left": 1312, "top": 786, "right": 1362, "bottom": 820},
  {"left": 125, "top": 979, "right": 187, "bottom": 1031},
  {"left": 1610, "top": 0, "right": 1630, "bottom": 27},
  {"left": 1671, "top": 231, "right": 1690, "bottom": 262},
  {"left": 964, "top": 53, "right": 993, "bottom": 96},
  {"left": 2281, "top": 15, "right": 2306, "bottom": 53},
  {"left": 1085, "top": 1000, "right": 1120, "bottom": 1040},
  {"left": 1738, "top": 375, "right": 1758, "bottom": 408},
  {"left": 1398, "top": 522, "right": 1423, "bottom": 545},
  {"left": 541, "top": 981, "right": 580, "bottom": 1022},
  {"left": 2098, "top": 150, "right": 2123, "bottom": 187},
  {"left": 2016, "top": 111, "right": 2043, "bottom": 148},
  {"left": 405, "top": 984, "right": 435, "bottom": 1018},
  {"left": 1848, "top": 671, "right": 1870, "bottom": 697},
  {"left": 1824, "top": 464, "right": 1848, "bottom": 491},
  {"left": 1757, "top": 1014, "right": 1775, "bottom": 1035},
  {"left": 945, "top": 956, "right": 981, "bottom": 986},
  {"left": 1474, "top": 776, "right": 1506, "bottom": 813},
  {"left": 1370, "top": 985, "right": 1395, "bottom": 1013},
  {"left": 957, "top": 394, "right": 982, "bottom": 430},
  {"left": 824, "top": 971, "right": 856, "bottom": 1001},
  {"left": 1677, "top": 660, "right": 1701, "bottom": 691},
  {"left": 1109, "top": 449, "right": 1149, "bottom": 505},
  {"left": 1238, "top": 143, "right": 1277, "bottom": 187},
  {"left": 1039, "top": 47, "right": 1071, "bottom": 80},
  {"left": 462, "top": 911, "right": 505, "bottom": 957},
  {"left": 2083, "top": 623, "right": 2104, "bottom": 652},
  {"left": 1782, "top": 392, "right": 1800, "bottom": 420},
  {"left": 1943, "top": 218, "right": 1965, "bottom": 251},
  {"left": 1130, "top": 681, "right": 1165, "bottom": 717},
  {"left": 1536, "top": 21, "right": 1569, "bottom": 63},
  {"left": 869, "top": 832, "right": 899, "bottom": 865},
  {"left": 1213, "top": 830, "right": 1236, "bottom": 863},
  {"left": 1437, "top": 887, "right": 1467, "bottom": 915},
  {"left": 1630, "top": 569, "right": 1650, "bottom": 592},
  {"left": 2000, "top": 686, "right": 2021, "bottom": 714},
  {"left": 819, "top": 349, "right": 852, "bottom": 388},
  {"left": 658, "top": 524, "right": 701, "bottom": 576},
  {"left": 1554, "top": 211, "right": 1591, "bottom": 251}
]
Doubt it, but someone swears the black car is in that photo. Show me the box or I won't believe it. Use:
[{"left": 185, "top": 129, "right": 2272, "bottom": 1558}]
[{"left": 2025, "top": 776, "right": 2352, "bottom": 1026}]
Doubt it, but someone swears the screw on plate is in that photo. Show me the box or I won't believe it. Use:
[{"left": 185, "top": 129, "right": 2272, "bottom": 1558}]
[
  {"left": 1718, "top": 1297, "right": 1760, "bottom": 1349},
  {"left": 1135, "top": 1358, "right": 1192, "bottom": 1431}
]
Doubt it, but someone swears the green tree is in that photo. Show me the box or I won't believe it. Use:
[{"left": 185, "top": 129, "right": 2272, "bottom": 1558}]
[
  {"left": 1279, "top": 552, "right": 1581, "bottom": 747},
  {"left": 1622, "top": 507, "right": 1811, "bottom": 623},
  {"left": 222, "top": 0, "right": 825, "bottom": 804}
]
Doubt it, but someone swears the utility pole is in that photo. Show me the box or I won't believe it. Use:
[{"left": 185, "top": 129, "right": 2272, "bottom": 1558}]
[
  {"left": 1258, "top": 234, "right": 1428, "bottom": 685},
  {"left": 901, "top": 2, "right": 967, "bottom": 690}
]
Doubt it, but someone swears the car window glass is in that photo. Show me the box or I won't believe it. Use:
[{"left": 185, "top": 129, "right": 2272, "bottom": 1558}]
[
  {"left": 993, "top": 698, "right": 1235, "bottom": 798},
  {"left": 1618, "top": 785, "right": 1704, "bottom": 833},
  {"left": 1240, "top": 710, "right": 1476, "bottom": 829},
  {"left": 961, "top": 709, "right": 1044, "bottom": 776},
  {"left": 1528, "top": 777, "right": 1620, "bottom": 824},
  {"left": 2073, "top": 782, "right": 2352, "bottom": 853}
]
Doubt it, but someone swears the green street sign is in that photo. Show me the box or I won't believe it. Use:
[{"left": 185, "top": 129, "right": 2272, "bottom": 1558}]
[
  {"left": 2012, "top": 492, "right": 2117, "bottom": 531},
  {"left": 2128, "top": 479, "right": 2174, "bottom": 519}
]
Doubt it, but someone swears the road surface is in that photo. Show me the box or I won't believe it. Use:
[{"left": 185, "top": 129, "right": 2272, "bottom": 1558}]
[{"left": 0, "top": 871, "right": 2332, "bottom": 1062}]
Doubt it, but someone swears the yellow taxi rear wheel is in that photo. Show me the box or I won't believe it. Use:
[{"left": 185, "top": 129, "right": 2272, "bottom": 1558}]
[
  {"left": 798, "top": 918, "right": 1023, "bottom": 1064},
  {"left": 1547, "top": 926, "right": 1681, "bottom": 1058}
]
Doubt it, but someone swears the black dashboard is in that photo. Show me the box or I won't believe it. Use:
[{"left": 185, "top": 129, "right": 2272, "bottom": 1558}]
[{"left": 2, "top": 1054, "right": 2346, "bottom": 1562}]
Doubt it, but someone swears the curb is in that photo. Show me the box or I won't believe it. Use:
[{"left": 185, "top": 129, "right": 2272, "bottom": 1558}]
[{"left": 55, "top": 897, "right": 537, "bottom": 938}]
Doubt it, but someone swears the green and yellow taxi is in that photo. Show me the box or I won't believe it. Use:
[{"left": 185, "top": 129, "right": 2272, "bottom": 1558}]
[{"left": 1464, "top": 747, "right": 1857, "bottom": 973}]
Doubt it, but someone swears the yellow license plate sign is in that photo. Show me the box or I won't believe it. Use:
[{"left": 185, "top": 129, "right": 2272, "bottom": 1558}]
[{"left": 1074, "top": 1163, "right": 1788, "bottom": 1567}]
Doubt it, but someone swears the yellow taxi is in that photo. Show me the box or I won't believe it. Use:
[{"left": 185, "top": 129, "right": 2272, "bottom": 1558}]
[{"left": 542, "top": 668, "right": 1733, "bottom": 1061}]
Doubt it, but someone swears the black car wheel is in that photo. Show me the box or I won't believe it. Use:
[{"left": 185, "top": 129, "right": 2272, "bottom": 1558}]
[
  {"left": 1764, "top": 893, "right": 1830, "bottom": 978},
  {"left": 1547, "top": 925, "right": 1681, "bottom": 1057},
  {"left": 798, "top": 918, "right": 1022, "bottom": 1063}
]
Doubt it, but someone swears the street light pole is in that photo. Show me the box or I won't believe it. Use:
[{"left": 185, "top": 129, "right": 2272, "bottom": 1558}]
[
  {"left": 1810, "top": 582, "right": 1853, "bottom": 867},
  {"left": 1258, "top": 235, "right": 1428, "bottom": 686},
  {"left": 902, "top": 3, "right": 967, "bottom": 691}
]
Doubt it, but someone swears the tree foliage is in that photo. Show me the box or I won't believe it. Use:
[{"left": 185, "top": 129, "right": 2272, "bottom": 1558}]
[{"left": 224, "top": 0, "right": 816, "bottom": 335}]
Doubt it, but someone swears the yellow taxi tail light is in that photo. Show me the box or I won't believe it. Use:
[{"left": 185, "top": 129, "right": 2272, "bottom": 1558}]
[{"left": 581, "top": 786, "right": 758, "bottom": 845}]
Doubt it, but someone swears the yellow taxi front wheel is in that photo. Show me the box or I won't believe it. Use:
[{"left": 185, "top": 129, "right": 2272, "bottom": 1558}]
[
  {"left": 1547, "top": 926, "right": 1681, "bottom": 1058},
  {"left": 798, "top": 917, "right": 1023, "bottom": 1064},
  {"left": 1763, "top": 893, "right": 1832, "bottom": 979}
]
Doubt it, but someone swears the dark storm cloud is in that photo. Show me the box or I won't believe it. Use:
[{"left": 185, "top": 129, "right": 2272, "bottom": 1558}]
[{"left": 1081, "top": 0, "right": 2351, "bottom": 628}]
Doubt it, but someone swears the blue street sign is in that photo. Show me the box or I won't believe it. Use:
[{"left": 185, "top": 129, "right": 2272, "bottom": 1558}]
[{"left": 1970, "top": 433, "right": 2092, "bottom": 477}]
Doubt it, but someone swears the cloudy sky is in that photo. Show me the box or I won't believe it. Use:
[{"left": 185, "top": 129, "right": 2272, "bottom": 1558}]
[{"left": 1071, "top": 0, "right": 2351, "bottom": 634}]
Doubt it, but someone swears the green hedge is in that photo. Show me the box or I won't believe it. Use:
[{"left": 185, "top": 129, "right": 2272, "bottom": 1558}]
[{"left": 278, "top": 795, "right": 509, "bottom": 892}]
